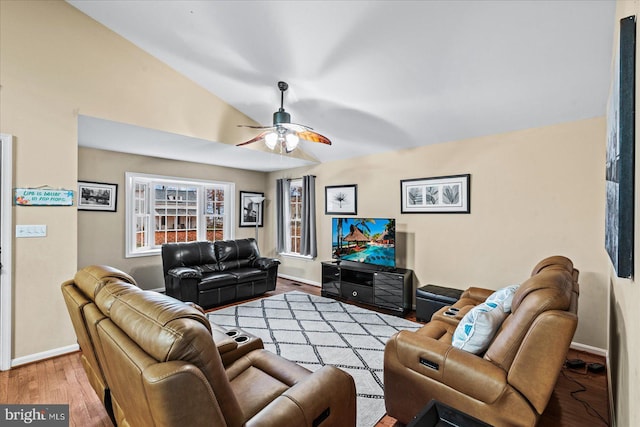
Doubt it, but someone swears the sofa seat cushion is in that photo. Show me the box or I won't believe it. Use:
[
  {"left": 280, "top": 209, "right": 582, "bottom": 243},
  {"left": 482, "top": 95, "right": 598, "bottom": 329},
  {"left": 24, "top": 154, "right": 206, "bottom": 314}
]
[
  {"left": 226, "top": 349, "right": 312, "bottom": 421},
  {"left": 199, "top": 272, "right": 238, "bottom": 291},
  {"left": 229, "top": 267, "right": 267, "bottom": 282},
  {"left": 229, "top": 366, "right": 290, "bottom": 420}
]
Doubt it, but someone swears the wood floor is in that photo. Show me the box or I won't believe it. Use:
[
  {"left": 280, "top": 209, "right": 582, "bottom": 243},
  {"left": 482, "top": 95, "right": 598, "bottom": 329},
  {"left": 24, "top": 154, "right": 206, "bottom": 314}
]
[{"left": 0, "top": 278, "right": 610, "bottom": 426}]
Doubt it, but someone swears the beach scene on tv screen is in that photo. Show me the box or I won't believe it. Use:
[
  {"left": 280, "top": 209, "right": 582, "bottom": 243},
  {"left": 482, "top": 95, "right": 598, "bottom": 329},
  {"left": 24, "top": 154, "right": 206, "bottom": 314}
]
[{"left": 332, "top": 218, "right": 395, "bottom": 267}]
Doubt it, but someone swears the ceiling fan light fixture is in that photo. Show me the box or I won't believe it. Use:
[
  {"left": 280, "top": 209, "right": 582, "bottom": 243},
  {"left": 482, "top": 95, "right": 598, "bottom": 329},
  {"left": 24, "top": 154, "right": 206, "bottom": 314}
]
[
  {"left": 236, "top": 81, "right": 331, "bottom": 152},
  {"left": 264, "top": 132, "right": 278, "bottom": 149},
  {"left": 285, "top": 132, "right": 299, "bottom": 151}
]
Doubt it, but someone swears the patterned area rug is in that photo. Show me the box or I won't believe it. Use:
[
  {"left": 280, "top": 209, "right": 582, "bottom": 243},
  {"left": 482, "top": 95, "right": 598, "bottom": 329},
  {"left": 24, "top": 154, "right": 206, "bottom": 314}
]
[{"left": 207, "top": 291, "right": 421, "bottom": 427}]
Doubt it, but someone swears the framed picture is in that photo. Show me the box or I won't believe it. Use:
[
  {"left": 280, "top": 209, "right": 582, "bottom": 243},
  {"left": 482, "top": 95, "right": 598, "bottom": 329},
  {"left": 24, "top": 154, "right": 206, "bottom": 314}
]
[
  {"left": 400, "top": 174, "right": 470, "bottom": 214},
  {"left": 605, "top": 16, "right": 635, "bottom": 278},
  {"left": 78, "top": 181, "right": 118, "bottom": 212},
  {"left": 239, "top": 191, "right": 264, "bottom": 227},
  {"left": 325, "top": 184, "right": 357, "bottom": 215}
]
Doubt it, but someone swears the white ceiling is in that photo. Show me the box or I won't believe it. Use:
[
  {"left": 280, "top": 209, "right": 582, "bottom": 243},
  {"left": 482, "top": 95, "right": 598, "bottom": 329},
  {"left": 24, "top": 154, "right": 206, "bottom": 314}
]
[{"left": 69, "top": 0, "right": 616, "bottom": 172}]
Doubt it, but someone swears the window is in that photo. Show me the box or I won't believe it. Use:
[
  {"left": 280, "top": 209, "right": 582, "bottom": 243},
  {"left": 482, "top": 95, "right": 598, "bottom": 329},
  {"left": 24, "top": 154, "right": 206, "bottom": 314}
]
[
  {"left": 125, "top": 172, "right": 234, "bottom": 257},
  {"left": 289, "top": 179, "right": 302, "bottom": 254},
  {"left": 277, "top": 175, "right": 316, "bottom": 258}
]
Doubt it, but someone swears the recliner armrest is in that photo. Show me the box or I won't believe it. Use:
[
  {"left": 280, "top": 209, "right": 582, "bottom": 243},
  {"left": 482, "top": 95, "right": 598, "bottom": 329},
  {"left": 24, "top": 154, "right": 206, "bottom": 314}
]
[
  {"left": 389, "top": 330, "right": 508, "bottom": 404},
  {"left": 167, "top": 267, "right": 202, "bottom": 279},
  {"left": 252, "top": 257, "right": 280, "bottom": 270},
  {"left": 459, "top": 287, "right": 493, "bottom": 304},
  {"left": 430, "top": 305, "right": 472, "bottom": 326},
  {"left": 212, "top": 329, "right": 238, "bottom": 355}
]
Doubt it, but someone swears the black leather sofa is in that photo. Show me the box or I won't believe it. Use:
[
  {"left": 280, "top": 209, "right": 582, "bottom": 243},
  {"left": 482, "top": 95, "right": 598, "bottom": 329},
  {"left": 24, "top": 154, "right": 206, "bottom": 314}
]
[{"left": 161, "top": 238, "right": 280, "bottom": 308}]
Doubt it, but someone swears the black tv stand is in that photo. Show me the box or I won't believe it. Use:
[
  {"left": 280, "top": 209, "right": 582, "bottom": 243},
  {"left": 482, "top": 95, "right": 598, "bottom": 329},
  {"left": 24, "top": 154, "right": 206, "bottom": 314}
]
[{"left": 321, "top": 261, "right": 412, "bottom": 316}]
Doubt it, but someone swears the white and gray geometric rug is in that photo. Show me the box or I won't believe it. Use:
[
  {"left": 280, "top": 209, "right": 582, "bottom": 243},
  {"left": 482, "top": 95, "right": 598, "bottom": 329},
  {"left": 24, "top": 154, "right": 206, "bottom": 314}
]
[{"left": 207, "top": 291, "right": 421, "bottom": 427}]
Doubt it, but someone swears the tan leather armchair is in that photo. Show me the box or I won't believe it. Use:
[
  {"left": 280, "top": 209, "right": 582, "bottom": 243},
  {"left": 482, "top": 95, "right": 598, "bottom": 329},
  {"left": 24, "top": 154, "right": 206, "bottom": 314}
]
[
  {"left": 63, "top": 265, "right": 356, "bottom": 427},
  {"left": 384, "top": 256, "right": 579, "bottom": 427}
]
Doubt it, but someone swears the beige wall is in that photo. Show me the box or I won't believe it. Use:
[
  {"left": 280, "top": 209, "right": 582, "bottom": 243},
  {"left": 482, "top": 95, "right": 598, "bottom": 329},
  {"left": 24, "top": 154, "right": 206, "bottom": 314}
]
[
  {"left": 0, "top": 1, "right": 255, "bottom": 359},
  {"left": 78, "top": 147, "right": 266, "bottom": 290},
  {"left": 609, "top": 1, "right": 640, "bottom": 426},
  {"left": 268, "top": 117, "right": 610, "bottom": 350},
  {"left": 0, "top": 6, "right": 626, "bottom": 421}
]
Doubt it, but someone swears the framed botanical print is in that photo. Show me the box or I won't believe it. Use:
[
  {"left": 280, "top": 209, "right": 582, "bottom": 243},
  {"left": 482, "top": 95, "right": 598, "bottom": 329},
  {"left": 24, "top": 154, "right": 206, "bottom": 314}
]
[{"left": 401, "top": 174, "right": 470, "bottom": 214}]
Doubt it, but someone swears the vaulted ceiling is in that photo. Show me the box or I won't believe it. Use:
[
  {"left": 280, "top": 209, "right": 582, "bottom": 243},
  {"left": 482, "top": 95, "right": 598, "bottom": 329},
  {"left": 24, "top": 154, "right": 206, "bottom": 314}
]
[{"left": 69, "top": 0, "right": 616, "bottom": 172}]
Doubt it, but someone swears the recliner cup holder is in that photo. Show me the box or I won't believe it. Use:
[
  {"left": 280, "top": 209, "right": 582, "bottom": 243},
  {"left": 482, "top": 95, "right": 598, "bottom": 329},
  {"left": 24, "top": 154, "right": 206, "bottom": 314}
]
[
  {"left": 225, "top": 330, "right": 239, "bottom": 337},
  {"left": 234, "top": 336, "right": 249, "bottom": 343}
]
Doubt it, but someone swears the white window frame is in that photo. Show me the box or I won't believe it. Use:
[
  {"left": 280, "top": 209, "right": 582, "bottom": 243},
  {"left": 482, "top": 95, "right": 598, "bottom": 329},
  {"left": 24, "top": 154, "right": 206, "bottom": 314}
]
[
  {"left": 289, "top": 178, "right": 302, "bottom": 255},
  {"left": 279, "top": 178, "right": 312, "bottom": 259},
  {"left": 125, "top": 172, "right": 235, "bottom": 258}
]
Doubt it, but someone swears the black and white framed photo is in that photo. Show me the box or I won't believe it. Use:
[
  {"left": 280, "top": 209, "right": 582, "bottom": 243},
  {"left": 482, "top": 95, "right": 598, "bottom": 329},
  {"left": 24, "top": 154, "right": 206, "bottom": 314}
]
[
  {"left": 325, "top": 184, "right": 357, "bottom": 215},
  {"left": 400, "top": 174, "right": 470, "bottom": 214},
  {"left": 78, "top": 181, "right": 118, "bottom": 212},
  {"left": 239, "top": 191, "right": 264, "bottom": 227}
]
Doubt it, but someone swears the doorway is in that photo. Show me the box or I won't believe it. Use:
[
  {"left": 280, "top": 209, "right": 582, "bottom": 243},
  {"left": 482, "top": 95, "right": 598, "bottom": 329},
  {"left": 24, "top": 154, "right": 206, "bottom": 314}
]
[{"left": 0, "top": 133, "right": 14, "bottom": 370}]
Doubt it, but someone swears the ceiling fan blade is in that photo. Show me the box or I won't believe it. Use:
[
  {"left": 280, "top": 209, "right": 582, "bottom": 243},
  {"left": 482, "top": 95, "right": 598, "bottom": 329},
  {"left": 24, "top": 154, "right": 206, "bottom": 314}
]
[
  {"left": 280, "top": 122, "right": 313, "bottom": 132},
  {"left": 297, "top": 130, "right": 332, "bottom": 145},
  {"left": 237, "top": 124, "right": 274, "bottom": 130},
  {"left": 236, "top": 130, "right": 271, "bottom": 147}
]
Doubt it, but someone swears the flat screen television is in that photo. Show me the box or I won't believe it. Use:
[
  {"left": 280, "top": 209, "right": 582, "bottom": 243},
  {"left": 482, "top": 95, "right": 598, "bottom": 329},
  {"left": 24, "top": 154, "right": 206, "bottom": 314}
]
[{"left": 331, "top": 217, "right": 396, "bottom": 269}]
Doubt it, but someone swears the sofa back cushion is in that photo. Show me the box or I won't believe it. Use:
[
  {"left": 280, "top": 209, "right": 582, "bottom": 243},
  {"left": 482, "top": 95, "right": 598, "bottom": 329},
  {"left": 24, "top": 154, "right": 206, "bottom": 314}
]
[
  {"left": 161, "top": 241, "right": 217, "bottom": 274},
  {"left": 483, "top": 267, "right": 576, "bottom": 414},
  {"left": 484, "top": 268, "right": 573, "bottom": 371},
  {"left": 74, "top": 264, "right": 137, "bottom": 300},
  {"left": 61, "top": 280, "right": 110, "bottom": 403},
  {"left": 60, "top": 265, "right": 138, "bottom": 407},
  {"left": 214, "top": 238, "right": 259, "bottom": 271},
  {"left": 530, "top": 255, "right": 574, "bottom": 276}
]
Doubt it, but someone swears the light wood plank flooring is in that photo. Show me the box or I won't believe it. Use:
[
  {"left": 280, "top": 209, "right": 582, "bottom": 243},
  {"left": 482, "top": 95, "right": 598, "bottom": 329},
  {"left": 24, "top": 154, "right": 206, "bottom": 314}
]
[{"left": 0, "top": 278, "right": 609, "bottom": 426}]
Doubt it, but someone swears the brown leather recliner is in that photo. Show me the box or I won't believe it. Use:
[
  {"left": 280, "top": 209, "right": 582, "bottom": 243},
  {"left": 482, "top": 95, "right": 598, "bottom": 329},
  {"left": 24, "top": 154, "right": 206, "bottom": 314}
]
[
  {"left": 63, "top": 265, "right": 356, "bottom": 427},
  {"left": 62, "top": 265, "right": 261, "bottom": 421},
  {"left": 61, "top": 265, "right": 137, "bottom": 422},
  {"left": 384, "top": 256, "right": 579, "bottom": 427}
]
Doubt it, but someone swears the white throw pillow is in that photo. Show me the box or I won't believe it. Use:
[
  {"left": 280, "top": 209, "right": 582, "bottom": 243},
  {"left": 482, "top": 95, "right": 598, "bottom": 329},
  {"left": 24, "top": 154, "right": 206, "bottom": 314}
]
[
  {"left": 485, "top": 284, "right": 520, "bottom": 313},
  {"left": 452, "top": 301, "right": 508, "bottom": 354}
]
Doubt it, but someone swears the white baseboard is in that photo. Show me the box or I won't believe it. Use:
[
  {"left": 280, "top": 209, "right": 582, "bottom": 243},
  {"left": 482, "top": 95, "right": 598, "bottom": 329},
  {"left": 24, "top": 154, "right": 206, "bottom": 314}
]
[
  {"left": 11, "top": 344, "right": 79, "bottom": 368},
  {"left": 569, "top": 341, "right": 607, "bottom": 357},
  {"left": 277, "top": 273, "right": 321, "bottom": 287},
  {"left": 606, "top": 351, "right": 616, "bottom": 427}
]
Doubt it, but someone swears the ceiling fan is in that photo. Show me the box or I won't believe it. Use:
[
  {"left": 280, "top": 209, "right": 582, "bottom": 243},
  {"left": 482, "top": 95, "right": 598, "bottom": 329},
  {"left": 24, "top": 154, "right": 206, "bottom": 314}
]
[{"left": 236, "top": 81, "right": 332, "bottom": 153}]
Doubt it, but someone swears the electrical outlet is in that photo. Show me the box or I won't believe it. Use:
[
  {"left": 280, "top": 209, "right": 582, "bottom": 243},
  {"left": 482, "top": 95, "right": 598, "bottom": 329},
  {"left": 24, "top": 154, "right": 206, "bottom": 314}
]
[{"left": 16, "top": 225, "right": 47, "bottom": 238}]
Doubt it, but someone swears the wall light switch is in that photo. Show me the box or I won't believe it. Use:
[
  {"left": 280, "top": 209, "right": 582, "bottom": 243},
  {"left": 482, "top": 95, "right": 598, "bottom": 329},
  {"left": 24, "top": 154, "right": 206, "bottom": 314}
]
[{"left": 16, "top": 224, "right": 47, "bottom": 238}]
